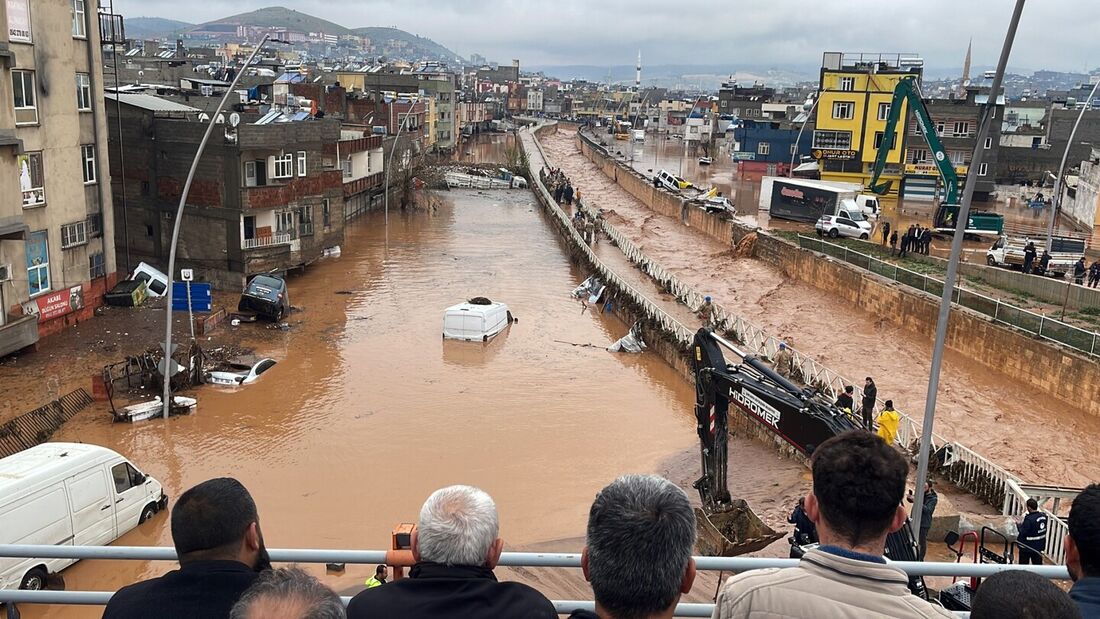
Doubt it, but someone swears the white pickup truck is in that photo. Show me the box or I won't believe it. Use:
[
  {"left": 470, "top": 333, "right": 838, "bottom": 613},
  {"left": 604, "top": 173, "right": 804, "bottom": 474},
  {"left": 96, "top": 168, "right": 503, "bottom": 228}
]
[{"left": 986, "top": 236, "right": 1084, "bottom": 277}]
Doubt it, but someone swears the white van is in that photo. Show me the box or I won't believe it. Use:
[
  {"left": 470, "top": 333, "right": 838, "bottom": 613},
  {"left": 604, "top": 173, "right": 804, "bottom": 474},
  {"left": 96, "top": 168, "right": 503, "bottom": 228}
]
[
  {"left": 0, "top": 443, "right": 167, "bottom": 591},
  {"left": 653, "top": 170, "right": 692, "bottom": 193},
  {"left": 130, "top": 262, "right": 169, "bottom": 297},
  {"left": 443, "top": 301, "right": 512, "bottom": 342}
]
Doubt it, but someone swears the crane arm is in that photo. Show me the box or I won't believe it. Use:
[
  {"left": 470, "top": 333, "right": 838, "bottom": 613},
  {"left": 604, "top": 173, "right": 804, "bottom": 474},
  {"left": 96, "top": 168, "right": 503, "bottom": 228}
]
[{"left": 868, "top": 77, "right": 958, "bottom": 206}]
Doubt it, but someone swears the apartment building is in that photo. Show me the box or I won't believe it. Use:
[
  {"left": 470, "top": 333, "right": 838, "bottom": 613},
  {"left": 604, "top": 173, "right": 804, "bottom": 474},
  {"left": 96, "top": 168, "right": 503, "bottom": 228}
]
[{"left": 0, "top": 0, "right": 117, "bottom": 356}]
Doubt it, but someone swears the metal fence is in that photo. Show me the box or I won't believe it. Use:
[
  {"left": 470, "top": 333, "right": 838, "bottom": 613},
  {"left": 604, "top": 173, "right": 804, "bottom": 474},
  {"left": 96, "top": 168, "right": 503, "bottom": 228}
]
[
  {"left": 0, "top": 544, "right": 1072, "bottom": 616},
  {"left": 797, "top": 234, "right": 1100, "bottom": 358},
  {"left": 528, "top": 123, "right": 1066, "bottom": 564}
]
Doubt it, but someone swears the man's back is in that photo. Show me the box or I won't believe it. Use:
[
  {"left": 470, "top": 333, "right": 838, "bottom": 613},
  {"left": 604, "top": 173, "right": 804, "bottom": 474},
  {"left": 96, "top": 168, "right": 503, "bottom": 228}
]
[
  {"left": 713, "top": 549, "right": 952, "bottom": 619},
  {"left": 346, "top": 562, "right": 556, "bottom": 619},
  {"left": 103, "top": 560, "right": 258, "bottom": 619}
]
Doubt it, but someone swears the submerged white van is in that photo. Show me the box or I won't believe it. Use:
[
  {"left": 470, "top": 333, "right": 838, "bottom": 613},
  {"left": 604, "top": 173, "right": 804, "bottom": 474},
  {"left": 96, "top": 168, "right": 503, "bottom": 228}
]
[
  {"left": 443, "top": 301, "right": 513, "bottom": 342},
  {"left": 0, "top": 443, "right": 167, "bottom": 590}
]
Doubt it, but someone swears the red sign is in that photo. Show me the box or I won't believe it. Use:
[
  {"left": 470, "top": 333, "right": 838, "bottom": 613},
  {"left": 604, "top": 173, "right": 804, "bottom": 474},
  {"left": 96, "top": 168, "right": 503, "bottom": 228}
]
[
  {"left": 780, "top": 187, "right": 805, "bottom": 200},
  {"left": 30, "top": 286, "right": 84, "bottom": 322}
]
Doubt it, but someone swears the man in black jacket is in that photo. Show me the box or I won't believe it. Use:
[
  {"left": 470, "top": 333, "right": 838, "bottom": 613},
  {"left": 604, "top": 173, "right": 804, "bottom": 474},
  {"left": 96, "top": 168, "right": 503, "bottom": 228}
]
[
  {"left": 861, "top": 377, "right": 877, "bottom": 431},
  {"left": 103, "top": 478, "right": 271, "bottom": 619},
  {"left": 1017, "top": 498, "right": 1048, "bottom": 565},
  {"left": 568, "top": 475, "right": 696, "bottom": 619},
  {"left": 346, "top": 485, "right": 555, "bottom": 619},
  {"left": 835, "top": 385, "right": 855, "bottom": 414}
]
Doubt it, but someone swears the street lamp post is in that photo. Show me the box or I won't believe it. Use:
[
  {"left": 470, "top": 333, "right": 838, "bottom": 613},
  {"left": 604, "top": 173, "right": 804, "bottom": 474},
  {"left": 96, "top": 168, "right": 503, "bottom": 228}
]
[
  {"left": 383, "top": 98, "right": 418, "bottom": 245},
  {"left": 790, "top": 95, "right": 821, "bottom": 177},
  {"left": 160, "top": 35, "right": 281, "bottom": 419},
  {"left": 1044, "top": 79, "right": 1100, "bottom": 251}
]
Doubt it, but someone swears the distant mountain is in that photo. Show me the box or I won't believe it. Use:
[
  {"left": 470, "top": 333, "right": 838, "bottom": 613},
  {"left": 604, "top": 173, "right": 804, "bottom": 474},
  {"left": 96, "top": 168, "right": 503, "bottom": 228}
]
[
  {"left": 189, "top": 6, "right": 351, "bottom": 36},
  {"left": 124, "top": 17, "right": 193, "bottom": 40},
  {"left": 351, "top": 27, "right": 463, "bottom": 64}
]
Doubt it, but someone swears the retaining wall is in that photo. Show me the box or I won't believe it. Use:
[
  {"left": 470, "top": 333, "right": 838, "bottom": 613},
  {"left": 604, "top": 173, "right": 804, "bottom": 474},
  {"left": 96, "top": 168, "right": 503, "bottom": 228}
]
[{"left": 573, "top": 129, "right": 1100, "bottom": 419}]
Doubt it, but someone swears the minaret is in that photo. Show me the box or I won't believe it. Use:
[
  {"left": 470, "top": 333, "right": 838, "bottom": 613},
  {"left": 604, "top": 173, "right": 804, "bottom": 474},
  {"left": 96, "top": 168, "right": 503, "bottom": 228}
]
[
  {"left": 635, "top": 50, "right": 641, "bottom": 92},
  {"left": 958, "top": 39, "right": 972, "bottom": 97}
]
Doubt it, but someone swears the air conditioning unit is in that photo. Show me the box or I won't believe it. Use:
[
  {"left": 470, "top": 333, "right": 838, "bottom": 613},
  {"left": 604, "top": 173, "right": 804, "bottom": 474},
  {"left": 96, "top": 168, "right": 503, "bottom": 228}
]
[{"left": 0, "top": 264, "right": 11, "bottom": 283}]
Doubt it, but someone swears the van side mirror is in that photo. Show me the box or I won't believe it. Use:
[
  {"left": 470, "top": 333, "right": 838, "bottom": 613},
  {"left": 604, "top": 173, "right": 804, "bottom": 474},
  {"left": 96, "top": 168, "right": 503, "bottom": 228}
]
[{"left": 135, "top": 473, "right": 146, "bottom": 485}]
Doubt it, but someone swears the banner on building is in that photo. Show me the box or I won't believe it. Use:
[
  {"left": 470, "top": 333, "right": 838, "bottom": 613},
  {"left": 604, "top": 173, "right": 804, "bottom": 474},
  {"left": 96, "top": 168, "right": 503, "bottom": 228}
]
[
  {"left": 24, "top": 286, "right": 84, "bottom": 322},
  {"left": 904, "top": 163, "right": 969, "bottom": 176},
  {"left": 812, "top": 148, "right": 858, "bottom": 161},
  {"left": 731, "top": 151, "right": 756, "bottom": 161},
  {"left": 7, "top": 0, "right": 31, "bottom": 43}
]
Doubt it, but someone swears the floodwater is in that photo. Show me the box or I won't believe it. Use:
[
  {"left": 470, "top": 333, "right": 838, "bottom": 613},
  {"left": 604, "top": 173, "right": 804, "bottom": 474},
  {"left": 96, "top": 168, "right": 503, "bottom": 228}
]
[
  {"left": 543, "top": 124, "right": 1100, "bottom": 489},
  {"left": 21, "top": 186, "right": 812, "bottom": 617}
]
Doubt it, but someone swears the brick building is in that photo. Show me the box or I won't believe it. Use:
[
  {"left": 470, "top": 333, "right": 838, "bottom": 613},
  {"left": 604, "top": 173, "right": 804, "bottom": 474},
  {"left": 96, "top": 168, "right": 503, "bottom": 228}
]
[{"left": 107, "top": 94, "right": 345, "bottom": 288}]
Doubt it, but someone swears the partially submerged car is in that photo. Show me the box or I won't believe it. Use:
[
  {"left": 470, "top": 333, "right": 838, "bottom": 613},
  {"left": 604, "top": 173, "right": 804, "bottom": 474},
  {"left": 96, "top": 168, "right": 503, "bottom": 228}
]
[
  {"left": 206, "top": 358, "right": 277, "bottom": 386},
  {"left": 238, "top": 275, "right": 290, "bottom": 321},
  {"left": 443, "top": 298, "right": 514, "bottom": 342}
]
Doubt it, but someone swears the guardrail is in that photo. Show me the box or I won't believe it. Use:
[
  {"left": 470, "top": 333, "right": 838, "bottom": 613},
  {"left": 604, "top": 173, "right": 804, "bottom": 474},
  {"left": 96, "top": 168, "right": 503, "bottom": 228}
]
[
  {"left": 530, "top": 123, "right": 1074, "bottom": 563},
  {"left": 796, "top": 234, "right": 1100, "bottom": 358},
  {"left": 241, "top": 233, "right": 292, "bottom": 250},
  {"left": 0, "top": 544, "right": 1071, "bottom": 616},
  {"left": 1004, "top": 478, "right": 1071, "bottom": 566}
]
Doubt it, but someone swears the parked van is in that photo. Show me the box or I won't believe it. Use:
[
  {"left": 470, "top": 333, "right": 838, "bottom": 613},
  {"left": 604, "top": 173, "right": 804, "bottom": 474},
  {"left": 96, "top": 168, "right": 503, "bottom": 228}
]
[
  {"left": 443, "top": 300, "right": 513, "bottom": 342},
  {"left": 0, "top": 443, "right": 167, "bottom": 591},
  {"left": 653, "top": 170, "right": 693, "bottom": 192},
  {"left": 130, "top": 262, "right": 169, "bottom": 297}
]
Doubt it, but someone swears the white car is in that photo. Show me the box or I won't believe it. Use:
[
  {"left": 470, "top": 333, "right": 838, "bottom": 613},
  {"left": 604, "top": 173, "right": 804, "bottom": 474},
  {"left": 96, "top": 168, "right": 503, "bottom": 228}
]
[
  {"left": 815, "top": 214, "right": 870, "bottom": 240},
  {"left": 206, "top": 358, "right": 277, "bottom": 386}
]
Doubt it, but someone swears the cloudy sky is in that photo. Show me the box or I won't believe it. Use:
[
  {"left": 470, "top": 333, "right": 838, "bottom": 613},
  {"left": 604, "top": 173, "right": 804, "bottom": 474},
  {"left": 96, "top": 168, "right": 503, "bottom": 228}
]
[{"left": 116, "top": 0, "right": 1097, "bottom": 73}]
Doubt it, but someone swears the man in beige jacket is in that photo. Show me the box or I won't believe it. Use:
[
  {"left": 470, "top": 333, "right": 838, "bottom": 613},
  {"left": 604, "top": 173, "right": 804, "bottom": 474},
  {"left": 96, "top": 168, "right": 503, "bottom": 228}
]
[{"left": 712, "top": 431, "right": 952, "bottom": 618}]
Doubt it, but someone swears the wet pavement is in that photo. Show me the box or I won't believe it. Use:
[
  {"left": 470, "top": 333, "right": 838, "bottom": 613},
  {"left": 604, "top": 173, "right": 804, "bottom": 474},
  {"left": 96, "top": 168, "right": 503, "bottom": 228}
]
[
  {"left": 542, "top": 124, "right": 1100, "bottom": 489},
  {"left": 13, "top": 182, "right": 810, "bottom": 617}
]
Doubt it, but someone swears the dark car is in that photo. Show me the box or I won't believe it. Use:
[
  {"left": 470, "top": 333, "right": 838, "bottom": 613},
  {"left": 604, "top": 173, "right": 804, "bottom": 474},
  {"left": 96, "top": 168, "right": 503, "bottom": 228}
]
[{"left": 238, "top": 274, "right": 290, "bottom": 321}]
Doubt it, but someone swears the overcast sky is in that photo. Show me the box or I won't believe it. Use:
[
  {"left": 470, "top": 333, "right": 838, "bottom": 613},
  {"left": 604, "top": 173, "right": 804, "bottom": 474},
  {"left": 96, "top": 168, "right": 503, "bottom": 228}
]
[{"left": 115, "top": 0, "right": 1098, "bottom": 73}]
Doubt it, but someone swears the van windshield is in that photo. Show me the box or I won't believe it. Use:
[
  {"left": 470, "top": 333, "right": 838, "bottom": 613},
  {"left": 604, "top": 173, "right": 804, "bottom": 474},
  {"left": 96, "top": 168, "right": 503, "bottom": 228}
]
[{"left": 846, "top": 210, "right": 866, "bottom": 222}]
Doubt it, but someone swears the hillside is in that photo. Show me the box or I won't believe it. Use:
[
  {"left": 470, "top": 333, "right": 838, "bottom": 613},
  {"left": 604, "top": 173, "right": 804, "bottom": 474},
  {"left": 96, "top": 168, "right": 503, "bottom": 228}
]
[
  {"left": 124, "top": 17, "right": 193, "bottom": 39},
  {"left": 189, "top": 6, "right": 351, "bottom": 36},
  {"left": 351, "top": 27, "right": 463, "bottom": 63}
]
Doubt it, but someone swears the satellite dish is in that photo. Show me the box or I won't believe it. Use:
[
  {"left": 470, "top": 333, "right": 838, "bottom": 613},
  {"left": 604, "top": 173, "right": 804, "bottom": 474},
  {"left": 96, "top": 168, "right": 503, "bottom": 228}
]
[
  {"left": 215, "top": 113, "right": 225, "bottom": 124},
  {"left": 198, "top": 112, "right": 210, "bottom": 122},
  {"left": 229, "top": 112, "right": 241, "bottom": 127}
]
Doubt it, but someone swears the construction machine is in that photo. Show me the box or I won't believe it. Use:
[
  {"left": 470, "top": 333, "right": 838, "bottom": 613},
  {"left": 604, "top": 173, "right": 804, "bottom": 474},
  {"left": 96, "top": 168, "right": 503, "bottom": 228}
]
[
  {"left": 867, "top": 77, "right": 1004, "bottom": 237},
  {"left": 690, "top": 329, "right": 929, "bottom": 598}
]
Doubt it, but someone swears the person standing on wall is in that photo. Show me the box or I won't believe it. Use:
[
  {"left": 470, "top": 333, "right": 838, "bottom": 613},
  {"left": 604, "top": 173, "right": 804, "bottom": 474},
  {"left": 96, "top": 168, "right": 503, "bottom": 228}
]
[
  {"left": 1023, "top": 242, "right": 1037, "bottom": 275},
  {"left": 1089, "top": 259, "right": 1100, "bottom": 288},
  {"left": 861, "top": 377, "right": 877, "bottom": 431},
  {"left": 889, "top": 230, "right": 898, "bottom": 254},
  {"left": 1074, "top": 257, "right": 1087, "bottom": 286}
]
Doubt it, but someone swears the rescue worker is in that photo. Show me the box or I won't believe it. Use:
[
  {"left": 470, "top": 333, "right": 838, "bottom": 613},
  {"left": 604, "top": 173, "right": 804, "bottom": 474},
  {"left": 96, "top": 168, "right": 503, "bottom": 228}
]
[
  {"left": 1023, "top": 241, "right": 1037, "bottom": 275},
  {"left": 881, "top": 221, "right": 891, "bottom": 246},
  {"left": 698, "top": 296, "right": 717, "bottom": 329},
  {"left": 875, "top": 400, "right": 901, "bottom": 445},
  {"left": 1039, "top": 250, "right": 1052, "bottom": 276},
  {"left": 1016, "top": 499, "right": 1048, "bottom": 565},
  {"left": 787, "top": 497, "right": 818, "bottom": 559},
  {"left": 834, "top": 385, "right": 855, "bottom": 414},
  {"left": 773, "top": 342, "right": 794, "bottom": 380},
  {"left": 365, "top": 565, "right": 388, "bottom": 588},
  {"left": 1090, "top": 260, "right": 1100, "bottom": 288},
  {"left": 1075, "top": 257, "right": 1088, "bottom": 285}
]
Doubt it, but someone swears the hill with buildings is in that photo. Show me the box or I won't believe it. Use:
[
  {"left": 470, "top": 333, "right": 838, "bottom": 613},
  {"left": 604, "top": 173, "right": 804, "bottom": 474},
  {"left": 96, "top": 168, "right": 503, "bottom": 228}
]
[
  {"left": 124, "top": 17, "right": 193, "bottom": 39},
  {"left": 189, "top": 6, "right": 351, "bottom": 36},
  {"left": 352, "top": 27, "right": 464, "bottom": 64}
]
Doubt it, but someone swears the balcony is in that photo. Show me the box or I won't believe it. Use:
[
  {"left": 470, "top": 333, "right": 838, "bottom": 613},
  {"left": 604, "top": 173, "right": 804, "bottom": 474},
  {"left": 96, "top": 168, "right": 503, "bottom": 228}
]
[
  {"left": 343, "top": 172, "right": 385, "bottom": 198},
  {"left": 98, "top": 13, "right": 125, "bottom": 45},
  {"left": 340, "top": 135, "right": 383, "bottom": 154},
  {"left": 242, "top": 233, "right": 292, "bottom": 250}
]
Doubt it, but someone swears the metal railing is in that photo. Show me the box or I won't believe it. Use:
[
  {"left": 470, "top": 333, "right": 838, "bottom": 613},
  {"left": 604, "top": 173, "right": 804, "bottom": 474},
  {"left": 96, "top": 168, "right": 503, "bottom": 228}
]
[
  {"left": 0, "top": 544, "right": 1071, "bottom": 616},
  {"left": 241, "top": 233, "right": 292, "bottom": 250},
  {"left": 1004, "top": 478, "right": 1070, "bottom": 566},
  {"left": 796, "top": 234, "right": 1100, "bottom": 358}
]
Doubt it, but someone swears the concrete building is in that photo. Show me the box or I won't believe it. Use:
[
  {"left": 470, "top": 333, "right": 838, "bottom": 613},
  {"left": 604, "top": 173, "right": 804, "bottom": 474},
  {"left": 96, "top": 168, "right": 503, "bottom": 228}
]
[
  {"left": 107, "top": 95, "right": 345, "bottom": 288},
  {"left": 0, "top": 0, "right": 118, "bottom": 356},
  {"left": 903, "top": 89, "right": 1003, "bottom": 201},
  {"left": 335, "top": 67, "right": 458, "bottom": 153},
  {"left": 729, "top": 119, "right": 813, "bottom": 176},
  {"left": 718, "top": 81, "right": 775, "bottom": 119},
  {"left": 475, "top": 60, "right": 520, "bottom": 86},
  {"left": 813, "top": 52, "right": 924, "bottom": 195},
  {"left": 526, "top": 89, "right": 544, "bottom": 113},
  {"left": 998, "top": 108, "right": 1100, "bottom": 184}
]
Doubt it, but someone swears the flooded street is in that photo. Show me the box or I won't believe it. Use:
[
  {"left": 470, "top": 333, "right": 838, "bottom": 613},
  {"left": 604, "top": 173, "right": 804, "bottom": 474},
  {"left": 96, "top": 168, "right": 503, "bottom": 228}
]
[
  {"left": 16, "top": 182, "right": 809, "bottom": 617},
  {"left": 544, "top": 125, "right": 1100, "bottom": 489}
]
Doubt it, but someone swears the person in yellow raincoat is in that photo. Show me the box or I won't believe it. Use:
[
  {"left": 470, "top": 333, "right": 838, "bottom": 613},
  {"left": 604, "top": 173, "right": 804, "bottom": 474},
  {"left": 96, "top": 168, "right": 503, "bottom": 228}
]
[{"left": 875, "top": 400, "right": 901, "bottom": 445}]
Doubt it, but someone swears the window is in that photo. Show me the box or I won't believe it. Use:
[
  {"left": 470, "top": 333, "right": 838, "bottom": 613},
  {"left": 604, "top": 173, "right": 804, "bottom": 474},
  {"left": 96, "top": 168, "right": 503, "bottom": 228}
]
[
  {"left": 341, "top": 156, "right": 352, "bottom": 179},
  {"left": 839, "top": 77, "right": 855, "bottom": 92},
  {"left": 978, "top": 163, "right": 989, "bottom": 176},
  {"left": 297, "top": 205, "right": 313, "bottom": 236},
  {"left": 877, "top": 103, "right": 891, "bottom": 121},
  {"left": 910, "top": 149, "right": 929, "bottom": 164},
  {"left": 272, "top": 153, "right": 294, "bottom": 179},
  {"left": 873, "top": 131, "right": 897, "bottom": 150},
  {"left": 71, "top": 0, "right": 86, "bottom": 37},
  {"left": 76, "top": 73, "right": 92, "bottom": 111},
  {"left": 81, "top": 144, "right": 97, "bottom": 184},
  {"left": 19, "top": 153, "right": 45, "bottom": 207},
  {"left": 276, "top": 211, "right": 294, "bottom": 234},
  {"left": 757, "top": 142, "right": 770, "bottom": 156},
  {"left": 832, "top": 101, "right": 854, "bottom": 120},
  {"left": 984, "top": 137, "right": 993, "bottom": 150},
  {"left": 812, "top": 130, "right": 852, "bottom": 149},
  {"left": 322, "top": 198, "right": 331, "bottom": 227},
  {"left": 110, "top": 462, "right": 143, "bottom": 494},
  {"left": 950, "top": 150, "right": 969, "bottom": 166},
  {"left": 953, "top": 121, "right": 971, "bottom": 137},
  {"left": 731, "top": 107, "right": 740, "bottom": 117},
  {"left": 89, "top": 252, "right": 105, "bottom": 279},
  {"left": 935, "top": 122, "right": 946, "bottom": 136},
  {"left": 12, "top": 70, "right": 37, "bottom": 125},
  {"left": 296, "top": 151, "right": 307, "bottom": 177},
  {"left": 26, "top": 231, "right": 50, "bottom": 296},
  {"left": 87, "top": 212, "right": 103, "bottom": 238},
  {"left": 61, "top": 221, "right": 87, "bottom": 249}
]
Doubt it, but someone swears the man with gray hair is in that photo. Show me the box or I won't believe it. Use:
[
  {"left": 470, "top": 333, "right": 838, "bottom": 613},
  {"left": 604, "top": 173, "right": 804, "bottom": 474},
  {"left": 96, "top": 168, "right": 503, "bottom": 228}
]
[
  {"left": 230, "top": 567, "right": 344, "bottom": 619},
  {"left": 346, "top": 485, "right": 556, "bottom": 619},
  {"left": 569, "top": 475, "right": 697, "bottom": 619}
]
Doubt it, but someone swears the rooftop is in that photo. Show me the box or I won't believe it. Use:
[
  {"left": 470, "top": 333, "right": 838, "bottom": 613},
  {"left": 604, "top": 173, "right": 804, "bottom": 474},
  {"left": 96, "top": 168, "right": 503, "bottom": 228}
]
[{"left": 105, "top": 93, "right": 200, "bottom": 114}]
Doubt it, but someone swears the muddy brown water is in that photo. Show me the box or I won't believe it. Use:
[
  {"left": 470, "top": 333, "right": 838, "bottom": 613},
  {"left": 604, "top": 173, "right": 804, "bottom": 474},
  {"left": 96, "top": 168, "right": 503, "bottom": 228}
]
[
  {"left": 16, "top": 187, "right": 810, "bottom": 617},
  {"left": 545, "top": 125, "right": 1100, "bottom": 490}
]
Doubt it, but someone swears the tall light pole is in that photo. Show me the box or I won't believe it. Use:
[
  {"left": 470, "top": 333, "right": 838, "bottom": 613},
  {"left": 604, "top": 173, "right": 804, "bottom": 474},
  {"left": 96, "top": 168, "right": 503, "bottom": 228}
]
[
  {"left": 790, "top": 94, "right": 822, "bottom": 177},
  {"left": 909, "top": 0, "right": 1026, "bottom": 537},
  {"left": 161, "top": 35, "right": 282, "bottom": 419},
  {"left": 1044, "top": 79, "right": 1100, "bottom": 250},
  {"left": 383, "top": 97, "right": 418, "bottom": 246}
]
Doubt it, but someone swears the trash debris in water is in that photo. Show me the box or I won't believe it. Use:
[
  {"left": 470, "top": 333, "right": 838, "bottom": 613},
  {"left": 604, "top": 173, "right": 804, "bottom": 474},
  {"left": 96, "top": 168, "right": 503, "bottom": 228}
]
[{"left": 608, "top": 323, "right": 646, "bottom": 353}]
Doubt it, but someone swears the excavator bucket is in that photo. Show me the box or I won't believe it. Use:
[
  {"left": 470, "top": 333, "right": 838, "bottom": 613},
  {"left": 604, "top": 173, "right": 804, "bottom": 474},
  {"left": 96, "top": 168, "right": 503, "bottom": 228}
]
[
  {"left": 869, "top": 179, "right": 894, "bottom": 196},
  {"left": 695, "top": 499, "right": 784, "bottom": 557}
]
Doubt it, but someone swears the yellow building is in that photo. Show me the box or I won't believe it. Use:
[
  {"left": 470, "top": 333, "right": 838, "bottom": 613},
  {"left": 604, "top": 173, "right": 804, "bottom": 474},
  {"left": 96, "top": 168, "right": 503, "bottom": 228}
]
[{"left": 813, "top": 52, "right": 924, "bottom": 197}]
